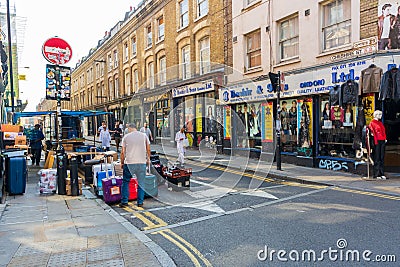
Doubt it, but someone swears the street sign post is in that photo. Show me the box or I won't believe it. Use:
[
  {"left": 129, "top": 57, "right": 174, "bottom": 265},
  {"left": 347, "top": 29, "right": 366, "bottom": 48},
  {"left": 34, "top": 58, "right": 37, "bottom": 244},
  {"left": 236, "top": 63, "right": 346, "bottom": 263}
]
[{"left": 42, "top": 37, "right": 72, "bottom": 195}]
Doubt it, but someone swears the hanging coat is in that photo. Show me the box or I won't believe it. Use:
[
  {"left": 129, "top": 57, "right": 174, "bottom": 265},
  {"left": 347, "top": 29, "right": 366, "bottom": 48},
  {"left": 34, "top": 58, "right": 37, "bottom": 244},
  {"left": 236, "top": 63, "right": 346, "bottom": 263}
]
[
  {"left": 352, "top": 107, "right": 366, "bottom": 150},
  {"left": 379, "top": 68, "right": 400, "bottom": 100},
  {"left": 341, "top": 80, "right": 358, "bottom": 105}
]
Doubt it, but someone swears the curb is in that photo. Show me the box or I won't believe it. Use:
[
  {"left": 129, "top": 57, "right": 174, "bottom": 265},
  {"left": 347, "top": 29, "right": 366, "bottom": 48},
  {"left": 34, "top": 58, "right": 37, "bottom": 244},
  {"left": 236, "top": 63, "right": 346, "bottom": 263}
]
[{"left": 83, "top": 188, "right": 176, "bottom": 267}]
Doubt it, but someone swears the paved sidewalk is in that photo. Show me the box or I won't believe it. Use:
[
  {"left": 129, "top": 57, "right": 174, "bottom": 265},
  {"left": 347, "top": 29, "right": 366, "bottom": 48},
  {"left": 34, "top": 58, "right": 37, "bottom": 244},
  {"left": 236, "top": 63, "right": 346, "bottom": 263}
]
[
  {"left": 85, "top": 135, "right": 400, "bottom": 196},
  {"left": 0, "top": 164, "right": 175, "bottom": 267}
]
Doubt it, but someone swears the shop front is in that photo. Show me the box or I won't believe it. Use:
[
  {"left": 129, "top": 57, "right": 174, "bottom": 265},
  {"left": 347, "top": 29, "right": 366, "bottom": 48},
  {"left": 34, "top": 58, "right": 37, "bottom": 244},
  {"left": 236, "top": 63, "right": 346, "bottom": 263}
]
[
  {"left": 220, "top": 53, "right": 400, "bottom": 175},
  {"left": 172, "top": 79, "right": 218, "bottom": 148},
  {"left": 219, "top": 81, "right": 275, "bottom": 158}
]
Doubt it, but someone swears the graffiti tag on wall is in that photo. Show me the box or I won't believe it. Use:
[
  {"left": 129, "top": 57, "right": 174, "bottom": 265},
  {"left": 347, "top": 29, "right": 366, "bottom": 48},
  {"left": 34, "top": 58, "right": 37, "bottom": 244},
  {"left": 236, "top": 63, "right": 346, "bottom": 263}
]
[{"left": 318, "top": 159, "right": 349, "bottom": 171}]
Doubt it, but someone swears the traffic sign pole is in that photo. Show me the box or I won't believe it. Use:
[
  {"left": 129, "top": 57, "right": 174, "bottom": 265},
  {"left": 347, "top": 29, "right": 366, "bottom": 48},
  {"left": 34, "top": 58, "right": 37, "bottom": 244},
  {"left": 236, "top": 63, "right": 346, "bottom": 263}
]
[{"left": 42, "top": 37, "right": 72, "bottom": 195}]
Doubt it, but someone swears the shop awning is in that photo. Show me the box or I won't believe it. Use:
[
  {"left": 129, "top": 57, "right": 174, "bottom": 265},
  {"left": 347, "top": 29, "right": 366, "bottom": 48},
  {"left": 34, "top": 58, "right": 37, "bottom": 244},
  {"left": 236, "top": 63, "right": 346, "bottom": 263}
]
[{"left": 13, "top": 110, "right": 111, "bottom": 123}]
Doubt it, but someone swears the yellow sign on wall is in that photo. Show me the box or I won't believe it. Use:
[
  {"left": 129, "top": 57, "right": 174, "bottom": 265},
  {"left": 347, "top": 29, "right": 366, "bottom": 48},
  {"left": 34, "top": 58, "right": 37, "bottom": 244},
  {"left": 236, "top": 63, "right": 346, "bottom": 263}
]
[
  {"left": 262, "top": 102, "right": 274, "bottom": 142},
  {"left": 196, "top": 103, "right": 202, "bottom": 132}
]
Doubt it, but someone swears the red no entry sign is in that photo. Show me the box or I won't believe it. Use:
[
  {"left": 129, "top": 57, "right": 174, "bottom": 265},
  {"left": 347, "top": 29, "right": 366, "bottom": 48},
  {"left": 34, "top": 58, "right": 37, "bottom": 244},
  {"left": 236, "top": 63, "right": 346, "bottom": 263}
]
[{"left": 42, "top": 37, "right": 72, "bottom": 65}]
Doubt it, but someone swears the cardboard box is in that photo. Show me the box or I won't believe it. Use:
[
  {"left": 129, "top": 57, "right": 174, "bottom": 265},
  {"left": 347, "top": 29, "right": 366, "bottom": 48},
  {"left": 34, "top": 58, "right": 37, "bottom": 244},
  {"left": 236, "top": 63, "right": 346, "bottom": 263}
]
[
  {"left": 3, "top": 132, "right": 19, "bottom": 140},
  {"left": 66, "top": 188, "right": 83, "bottom": 196},
  {"left": 104, "top": 151, "right": 118, "bottom": 162},
  {"left": 65, "top": 177, "right": 83, "bottom": 185},
  {"left": 1, "top": 124, "right": 21, "bottom": 132},
  {"left": 15, "top": 135, "right": 27, "bottom": 145}
]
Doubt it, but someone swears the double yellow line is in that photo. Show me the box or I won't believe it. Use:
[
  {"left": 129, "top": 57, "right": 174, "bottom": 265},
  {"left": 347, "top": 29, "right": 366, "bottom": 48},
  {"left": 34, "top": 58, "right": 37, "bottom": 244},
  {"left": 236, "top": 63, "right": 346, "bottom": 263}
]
[
  {"left": 188, "top": 161, "right": 399, "bottom": 199},
  {"left": 121, "top": 203, "right": 212, "bottom": 267}
]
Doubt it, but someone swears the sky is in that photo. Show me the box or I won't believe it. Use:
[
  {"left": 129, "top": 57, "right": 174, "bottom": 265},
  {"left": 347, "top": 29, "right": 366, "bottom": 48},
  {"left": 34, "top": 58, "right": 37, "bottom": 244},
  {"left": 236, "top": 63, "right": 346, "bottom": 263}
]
[{"left": 14, "top": 0, "right": 140, "bottom": 111}]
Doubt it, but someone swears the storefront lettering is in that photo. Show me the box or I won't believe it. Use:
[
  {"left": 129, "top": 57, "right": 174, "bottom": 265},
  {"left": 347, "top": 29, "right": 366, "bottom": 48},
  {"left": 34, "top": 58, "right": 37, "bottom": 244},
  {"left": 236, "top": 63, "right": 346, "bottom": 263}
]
[
  {"left": 266, "top": 83, "right": 289, "bottom": 93},
  {"left": 318, "top": 159, "right": 348, "bottom": 171},
  {"left": 230, "top": 88, "right": 252, "bottom": 98},
  {"left": 331, "top": 68, "right": 360, "bottom": 84},
  {"left": 300, "top": 79, "right": 325, "bottom": 88},
  {"left": 173, "top": 80, "right": 214, "bottom": 98}
]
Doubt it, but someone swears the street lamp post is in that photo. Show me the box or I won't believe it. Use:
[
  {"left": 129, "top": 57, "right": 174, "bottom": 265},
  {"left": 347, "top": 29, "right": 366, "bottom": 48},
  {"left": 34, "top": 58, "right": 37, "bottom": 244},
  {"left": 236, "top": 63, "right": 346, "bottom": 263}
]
[{"left": 6, "top": 0, "right": 14, "bottom": 114}]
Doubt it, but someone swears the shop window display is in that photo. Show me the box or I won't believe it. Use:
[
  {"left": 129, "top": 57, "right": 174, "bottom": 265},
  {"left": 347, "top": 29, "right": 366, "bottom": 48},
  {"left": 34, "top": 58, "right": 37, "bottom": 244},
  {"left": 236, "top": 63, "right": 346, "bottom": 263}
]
[
  {"left": 234, "top": 102, "right": 262, "bottom": 148},
  {"left": 281, "top": 99, "right": 300, "bottom": 153},
  {"left": 319, "top": 95, "right": 356, "bottom": 158}
]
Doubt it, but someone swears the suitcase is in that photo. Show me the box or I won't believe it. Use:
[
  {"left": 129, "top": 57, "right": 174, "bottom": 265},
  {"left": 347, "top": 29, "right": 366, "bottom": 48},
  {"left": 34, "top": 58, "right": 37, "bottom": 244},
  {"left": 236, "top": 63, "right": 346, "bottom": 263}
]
[
  {"left": 129, "top": 178, "right": 138, "bottom": 201},
  {"left": 95, "top": 170, "right": 113, "bottom": 196},
  {"left": 102, "top": 176, "right": 123, "bottom": 204},
  {"left": 5, "top": 156, "right": 27, "bottom": 195},
  {"left": 143, "top": 173, "right": 158, "bottom": 198}
]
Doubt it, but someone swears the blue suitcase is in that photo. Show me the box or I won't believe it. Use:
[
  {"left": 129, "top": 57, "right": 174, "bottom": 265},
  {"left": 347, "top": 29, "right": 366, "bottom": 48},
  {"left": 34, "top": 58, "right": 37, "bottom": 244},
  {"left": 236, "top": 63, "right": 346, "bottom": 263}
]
[
  {"left": 143, "top": 174, "right": 158, "bottom": 198},
  {"left": 6, "top": 157, "right": 27, "bottom": 195},
  {"left": 95, "top": 170, "right": 113, "bottom": 196}
]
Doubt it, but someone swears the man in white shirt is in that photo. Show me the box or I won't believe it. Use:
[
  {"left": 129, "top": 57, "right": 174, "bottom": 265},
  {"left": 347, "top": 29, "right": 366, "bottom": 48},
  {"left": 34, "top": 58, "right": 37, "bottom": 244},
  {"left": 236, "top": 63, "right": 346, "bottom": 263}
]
[
  {"left": 175, "top": 127, "right": 186, "bottom": 166},
  {"left": 119, "top": 123, "right": 151, "bottom": 208},
  {"left": 99, "top": 124, "right": 111, "bottom": 151}
]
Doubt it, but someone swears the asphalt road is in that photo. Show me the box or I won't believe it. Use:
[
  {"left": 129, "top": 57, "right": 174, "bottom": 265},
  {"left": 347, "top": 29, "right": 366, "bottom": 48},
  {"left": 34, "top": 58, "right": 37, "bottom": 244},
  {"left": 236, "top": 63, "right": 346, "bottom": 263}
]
[{"left": 112, "top": 157, "right": 400, "bottom": 267}]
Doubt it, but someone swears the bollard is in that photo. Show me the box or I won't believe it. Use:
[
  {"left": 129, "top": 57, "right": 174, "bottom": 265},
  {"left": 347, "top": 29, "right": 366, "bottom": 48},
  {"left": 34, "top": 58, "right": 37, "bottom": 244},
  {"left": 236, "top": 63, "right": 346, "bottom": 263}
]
[
  {"left": 56, "top": 144, "right": 67, "bottom": 195},
  {"left": 70, "top": 156, "right": 79, "bottom": 196}
]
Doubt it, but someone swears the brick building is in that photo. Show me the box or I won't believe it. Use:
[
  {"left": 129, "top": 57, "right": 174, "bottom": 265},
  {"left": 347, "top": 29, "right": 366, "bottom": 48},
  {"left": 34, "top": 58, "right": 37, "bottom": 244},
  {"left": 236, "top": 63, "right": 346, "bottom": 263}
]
[{"left": 70, "top": 0, "right": 232, "bottom": 145}]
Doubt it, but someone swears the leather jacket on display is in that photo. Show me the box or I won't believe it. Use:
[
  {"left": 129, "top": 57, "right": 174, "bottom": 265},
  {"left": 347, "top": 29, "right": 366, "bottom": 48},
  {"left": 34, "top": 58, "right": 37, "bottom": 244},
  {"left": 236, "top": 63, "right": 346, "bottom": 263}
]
[
  {"left": 379, "top": 68, "right": 400, "bottom": 100},
  {"left": 359, "top": 65, "right": 383, "bottom": 95},
  {"left": 341, "top": 80, "right": 358, "bottom": 105},
  {"left": 352, "top": 107, "right": 366, "bottom": 150},
  {"left": 329, "top": 85, "right": 342, "bottom": 106}
]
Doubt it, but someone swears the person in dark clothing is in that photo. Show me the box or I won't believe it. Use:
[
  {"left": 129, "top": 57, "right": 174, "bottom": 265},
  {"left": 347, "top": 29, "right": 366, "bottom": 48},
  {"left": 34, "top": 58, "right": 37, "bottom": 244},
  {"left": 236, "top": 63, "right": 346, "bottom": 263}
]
[
  {"left": 29, "top": 124, "right": 45, "bottom": 166},
  {"left": 112, "top": 121, "right": 123, "bottom": 152}
]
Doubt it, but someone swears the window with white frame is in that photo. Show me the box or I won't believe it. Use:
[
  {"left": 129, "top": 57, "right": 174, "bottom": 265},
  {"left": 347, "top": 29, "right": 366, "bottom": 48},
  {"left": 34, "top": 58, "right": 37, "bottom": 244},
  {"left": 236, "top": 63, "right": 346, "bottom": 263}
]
[
  {"left": 132, "top": 35, "right": 137, "bottom": 57},
  {"left": 113, "top": 50, "right": 118, "bottom": 68},
  {"left": 148, "top": 62, "right": 155, "bottom": 89},
  {"left": 125, "top": 72, "right": 131, "bottom": 95},
  {"left": 123, "top": 42, "right": 129, "bottom": 62},
  {"left": 108, "top": 55, "right": 112, "bottom": 71},
  {"left": 246, "top": 0, "right": 258, "bottom": 6},
  {"left": 246, "top": 29, "right": 261, "bottom": 69},
  {"left": 87, "top": 69, "right": 90, "bottom": 84},
  {"left": 159, "top": 56, "right": 166, "bottom": 85},
  {"left": 279, "top": 16, "right": 299, "bottom": 60},
  {"left": 158, "top": 16, "right": 165, "bottom": 41},
  {"left": 100, "top": 62, "right": 104, "bottom": 76},
  {"left": 96, "top": 63, "right": 100, "bottom": 78},
  {"left": 133, "top": 69, "right": 139, "bottom": 92},
  {"left": 115, "top": 77, "right": 119, "bottom": 98},
  {"left": 146, "top": 25, "right": 152, "bottom": 48},
  {"left": 199, "top": 37, "right": 210, "bottom": 74},
  {"left": 181, "top": 45, "right": 191, "bottom": 79},
  {"left": 109, "top": 79, "right": 113, "bottom": 99},
  {"left": 180, "top": 0, "right": 189, "bottom": 28},
  {"left": 322, "top": 0, "right": 351, "bottom": 50},
  {"left": 197, "top": 0, "right": 208, "bottom": 18}
]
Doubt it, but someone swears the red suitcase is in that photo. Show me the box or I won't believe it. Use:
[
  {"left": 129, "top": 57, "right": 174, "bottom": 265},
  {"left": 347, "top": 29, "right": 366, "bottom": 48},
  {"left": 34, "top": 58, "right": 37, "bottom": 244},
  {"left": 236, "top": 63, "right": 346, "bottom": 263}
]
[{"left": 129, "top": 178, "right": 138, "bottom": 201}]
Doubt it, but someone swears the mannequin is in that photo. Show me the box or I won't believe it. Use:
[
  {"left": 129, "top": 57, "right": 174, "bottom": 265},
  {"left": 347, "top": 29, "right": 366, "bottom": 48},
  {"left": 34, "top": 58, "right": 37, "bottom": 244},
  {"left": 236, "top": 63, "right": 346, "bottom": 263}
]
[{"left": 368, "top": 110, "right": 387, "bottom": 179}]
